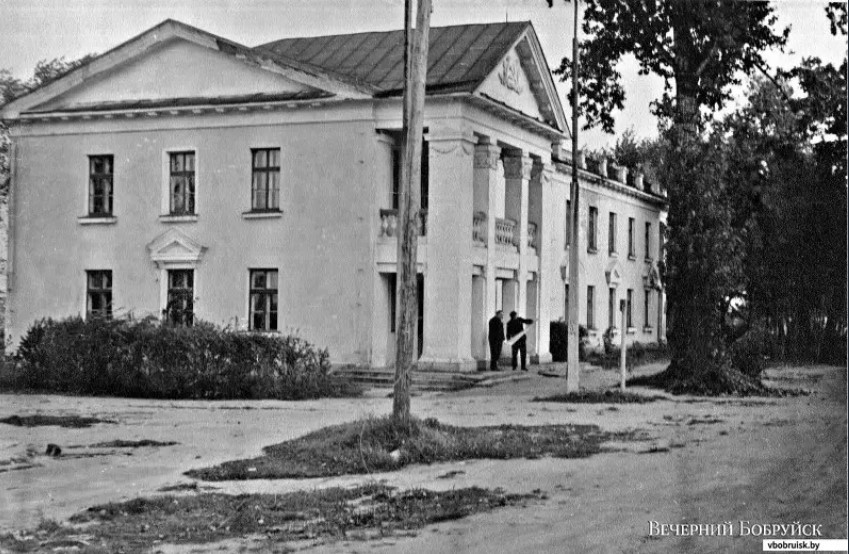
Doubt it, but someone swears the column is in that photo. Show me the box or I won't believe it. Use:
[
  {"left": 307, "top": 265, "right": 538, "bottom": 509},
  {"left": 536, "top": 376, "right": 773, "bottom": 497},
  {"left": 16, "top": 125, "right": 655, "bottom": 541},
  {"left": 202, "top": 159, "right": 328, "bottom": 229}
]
[
  {"left": 503, "top": 154, "right": 532, "bottom": 315},
  {"left": 474, "top": 140, "right": 502, "bottom": 361},
  {"left": 420, "top": 127, "right": 477, "bottom": 371},
  {"left": 533, "top": 162, "right": 555, "bottom": 363}
]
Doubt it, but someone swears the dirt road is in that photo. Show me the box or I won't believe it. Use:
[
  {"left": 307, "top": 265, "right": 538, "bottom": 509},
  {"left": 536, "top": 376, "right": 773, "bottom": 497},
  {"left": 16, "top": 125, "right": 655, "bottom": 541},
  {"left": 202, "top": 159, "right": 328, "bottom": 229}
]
[{"left": 1, "top": 363, "right": 846, "bottom": 553}]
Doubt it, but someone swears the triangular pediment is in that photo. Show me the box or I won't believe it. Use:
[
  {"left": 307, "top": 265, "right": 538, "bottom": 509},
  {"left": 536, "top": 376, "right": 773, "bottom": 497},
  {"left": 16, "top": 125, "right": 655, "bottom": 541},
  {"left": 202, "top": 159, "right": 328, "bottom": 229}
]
[
  {"left": 474, "top": 30, "right": 567, "bottom": 133},
  {"left": 147, "top": 228, "right": 206, "bottom": 265},
  {"left": 643, "top": 262, "right": 663, "bottom": 290},
  {"left": 34, "top": 38, "right": 315, "bottom": 113},
  {"left": 606, "top": 260, "right": 623, "bottom": 287},
  {"left": 1, "top": 19, "right": 370, "bottom": 119}
]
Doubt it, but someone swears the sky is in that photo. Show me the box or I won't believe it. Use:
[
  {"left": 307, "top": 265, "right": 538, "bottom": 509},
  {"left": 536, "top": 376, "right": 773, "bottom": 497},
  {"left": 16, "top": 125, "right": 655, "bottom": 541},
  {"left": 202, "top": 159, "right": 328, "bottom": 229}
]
[{"left": 0, "top": 0, "right": 846, "bottom": 149}]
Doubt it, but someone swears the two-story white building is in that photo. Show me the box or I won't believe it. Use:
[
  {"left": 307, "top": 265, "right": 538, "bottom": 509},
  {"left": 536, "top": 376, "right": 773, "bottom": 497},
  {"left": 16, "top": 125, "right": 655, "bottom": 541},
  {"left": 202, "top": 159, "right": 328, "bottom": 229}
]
[{"left": 1, "top": 19, "right": 666, "bottom": 371}]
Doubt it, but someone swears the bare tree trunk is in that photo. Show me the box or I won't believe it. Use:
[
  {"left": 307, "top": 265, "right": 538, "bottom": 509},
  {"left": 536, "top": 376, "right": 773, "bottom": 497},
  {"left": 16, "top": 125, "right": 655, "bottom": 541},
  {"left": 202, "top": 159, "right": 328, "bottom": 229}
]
[{"left": 393, "top": 0, "right": 431, "bottom": 428}]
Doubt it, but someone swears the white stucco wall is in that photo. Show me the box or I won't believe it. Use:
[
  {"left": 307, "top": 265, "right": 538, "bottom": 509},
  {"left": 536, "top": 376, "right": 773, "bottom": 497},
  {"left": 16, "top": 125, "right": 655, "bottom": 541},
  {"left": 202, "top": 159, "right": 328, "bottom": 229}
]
[
  {"left": 7, "top": 107, "right": 379, "bottom": 364},
  {"left": 549, "top": 167, "right": 666, "bottom": 351}
]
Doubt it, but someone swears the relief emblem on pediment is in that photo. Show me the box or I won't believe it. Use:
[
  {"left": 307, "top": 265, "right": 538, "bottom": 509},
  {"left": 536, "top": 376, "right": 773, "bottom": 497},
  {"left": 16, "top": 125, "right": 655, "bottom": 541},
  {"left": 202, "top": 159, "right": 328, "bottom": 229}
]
[{"left": 498, "top": 54, "right": 524, "bottom": 95}]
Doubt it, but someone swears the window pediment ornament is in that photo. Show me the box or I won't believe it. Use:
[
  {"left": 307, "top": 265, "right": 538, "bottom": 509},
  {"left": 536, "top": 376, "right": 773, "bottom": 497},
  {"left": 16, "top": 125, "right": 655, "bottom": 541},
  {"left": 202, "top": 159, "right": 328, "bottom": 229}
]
[
  {"left": 644, "top": 262, "right": 663, "bottom": 290},
  {"left": 605, "top": 260, "right": 623, "bottom": 287},
  {"left": 147, "top": 228, "right": 207, "bottom": 267}
]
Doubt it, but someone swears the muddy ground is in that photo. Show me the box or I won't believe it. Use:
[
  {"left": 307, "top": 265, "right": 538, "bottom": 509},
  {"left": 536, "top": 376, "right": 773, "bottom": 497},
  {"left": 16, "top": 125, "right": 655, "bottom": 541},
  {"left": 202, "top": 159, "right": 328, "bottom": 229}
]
[{"left": 0, "top": 362, "right": 846, "bottom": 553}]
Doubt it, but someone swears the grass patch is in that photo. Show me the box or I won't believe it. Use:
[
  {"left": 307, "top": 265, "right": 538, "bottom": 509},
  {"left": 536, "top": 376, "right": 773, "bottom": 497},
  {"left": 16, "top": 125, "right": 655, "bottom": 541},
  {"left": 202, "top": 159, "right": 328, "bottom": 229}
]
[
  {"left": 157, "top": 482, "right": 217, "bottom": 493},
  {"left": 88, "top": 439, "right": 178, "bottom": 448},
  {"left": 533, "top": 389, "right": 666, "bottom": 404},
  {"left": 0, "top": 415, "right": 116, "bottom": 428},
  {"left": 0, "top": 485, "right": 537, "bottom": 553},
  {"left": 187, "top": 416, "right": 609, "bottom": 481}
]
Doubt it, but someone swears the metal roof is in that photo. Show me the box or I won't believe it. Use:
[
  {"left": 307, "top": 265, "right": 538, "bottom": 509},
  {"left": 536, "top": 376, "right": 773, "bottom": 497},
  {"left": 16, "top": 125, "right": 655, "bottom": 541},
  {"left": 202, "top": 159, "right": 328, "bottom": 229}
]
[{"left": 257, "top": 22, "right": 530, "bottom": 95}]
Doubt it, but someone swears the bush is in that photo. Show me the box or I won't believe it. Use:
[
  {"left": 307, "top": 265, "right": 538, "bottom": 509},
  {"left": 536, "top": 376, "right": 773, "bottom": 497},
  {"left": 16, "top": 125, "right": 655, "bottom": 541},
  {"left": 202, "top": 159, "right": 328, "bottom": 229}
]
[
  {"left": 586, "top": 341, "right": 669, "bottom": 370},
  {"left": 549, "top": 321, "right": 588, "bottom": 362},
  {"left": 5, "top": 316, "right": 360, "bottom": 400},
  {"left": 602, "top": 326, "right": 615, "bottom": 355}
]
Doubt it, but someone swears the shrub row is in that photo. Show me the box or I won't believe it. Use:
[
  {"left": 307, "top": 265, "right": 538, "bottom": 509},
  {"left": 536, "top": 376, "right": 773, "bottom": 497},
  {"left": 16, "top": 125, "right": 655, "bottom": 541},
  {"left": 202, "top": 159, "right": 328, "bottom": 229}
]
[
  {"left": 585, "top": 340, "right": 670, "bottom": 370},
  {"left": 2, "top": 316, "right": 359, "bottom": 400}
]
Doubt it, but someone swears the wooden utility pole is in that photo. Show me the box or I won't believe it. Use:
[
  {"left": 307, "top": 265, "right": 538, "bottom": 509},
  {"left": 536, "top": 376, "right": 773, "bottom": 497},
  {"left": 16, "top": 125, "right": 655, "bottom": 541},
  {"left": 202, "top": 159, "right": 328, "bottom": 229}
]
[
  {"left": 620, "top": 299, "right": 627, "bottom": 391},
  {"left": 566, "top": 0, "right": 582, "bottom": 392},
  {"left": 393, "top": 0, "right": 431, "bottom": 427}
]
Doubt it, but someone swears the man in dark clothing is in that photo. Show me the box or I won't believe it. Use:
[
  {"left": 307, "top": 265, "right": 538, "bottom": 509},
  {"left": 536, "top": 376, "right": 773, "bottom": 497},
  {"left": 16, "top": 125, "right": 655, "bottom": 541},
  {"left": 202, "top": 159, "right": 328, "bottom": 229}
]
[
  {"left": 487, "top": 310, "right": 505, "bottom": 371},
  {"left": 507, "top": 311, "right": 534, "bottom": 371}
]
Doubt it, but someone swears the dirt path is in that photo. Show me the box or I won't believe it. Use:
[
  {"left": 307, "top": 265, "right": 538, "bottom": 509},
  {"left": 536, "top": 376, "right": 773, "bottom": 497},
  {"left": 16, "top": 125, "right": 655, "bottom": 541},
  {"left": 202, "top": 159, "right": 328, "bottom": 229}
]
[{"left": 0, "top": 363, "right": 845, "bottom": 553}]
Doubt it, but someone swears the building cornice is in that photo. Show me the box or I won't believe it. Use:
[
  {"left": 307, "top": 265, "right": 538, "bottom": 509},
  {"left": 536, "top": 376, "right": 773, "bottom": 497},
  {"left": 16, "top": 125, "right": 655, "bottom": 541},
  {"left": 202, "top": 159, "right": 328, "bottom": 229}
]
[
  {"left": 14, "top": 97, "right": 343, "bottom": 124},
  {"left": 553, "top": 159, "right": 668, "bottom": 208}
]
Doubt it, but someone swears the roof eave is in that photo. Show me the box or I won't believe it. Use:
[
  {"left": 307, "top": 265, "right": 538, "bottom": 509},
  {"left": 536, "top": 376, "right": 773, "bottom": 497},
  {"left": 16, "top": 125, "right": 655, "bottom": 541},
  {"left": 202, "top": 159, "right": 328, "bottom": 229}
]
[{"left": 465, "top": 94, "right": 567, "bottom": 142}]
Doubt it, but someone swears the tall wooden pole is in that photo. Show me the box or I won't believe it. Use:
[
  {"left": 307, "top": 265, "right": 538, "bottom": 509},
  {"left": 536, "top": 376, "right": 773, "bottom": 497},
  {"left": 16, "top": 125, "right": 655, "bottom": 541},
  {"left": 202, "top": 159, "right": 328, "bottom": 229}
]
[
  {"left": 620, "top": 300, "right": 627, "bottom": 391},
  {"left": 566, "top": 0, "right": 582, "bottom": 392},
  {"left": 393, "top": 0, "right": 431, "bottom": 427}
]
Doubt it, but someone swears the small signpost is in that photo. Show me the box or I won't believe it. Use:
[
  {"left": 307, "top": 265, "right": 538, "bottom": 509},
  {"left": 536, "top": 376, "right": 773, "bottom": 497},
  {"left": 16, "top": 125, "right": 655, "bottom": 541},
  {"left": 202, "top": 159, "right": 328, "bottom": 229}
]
[{"left": 620, "top": 299, "right": 627, "bottom": 391}]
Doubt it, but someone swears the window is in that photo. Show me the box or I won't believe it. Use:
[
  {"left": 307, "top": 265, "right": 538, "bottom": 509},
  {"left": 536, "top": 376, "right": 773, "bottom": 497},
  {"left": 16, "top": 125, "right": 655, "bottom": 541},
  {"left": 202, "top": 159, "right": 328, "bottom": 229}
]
[
  {"left": 588, "top": 207, "right": 598, "bottom": 252},
  {"left": 88, "top": 155, "right": 113, "bottom": 216},
  {"left": 252, "top": 148, "right": 280, "bottom": 211},
  {"left": 166, "top": 269, "right": 194, "bottom": 326},
  {"left": 564, "top": 200, "right": 571, "bottom": 248},
  {"left": 250, "top": 269, "right": 278, "bottom": 331},
  {"left": 587, "top": 285, "right": 595, "bottom": 329},
  {"left": 389, "top": 137, "right": 428, "bottom": 234},
  {"left": 86, "top": 270, "right": 112, "bottom": 319},
  {"left": 628, "top": 217, "right": 635, "bottom": 258},
  {"left": 391, "top": 147, "right": 401, "bottom": 210},
  {"left": 627, "top": 288, "right": 634, "bottom": 328},
  {"left": 388, "top": 273, "right": 397, "bottom": 332},
  {"left": 645, "top": 222, "right": 652, "bottom": 260},
  {"left": 608, "top": 212, "right": 618, "bottom": 254},
  {"left": 608, "top": 287, "right": 617, "bottom": 329},
  {"left": 421, "top": 138, "right": 429, "bottom": 218},
  {"left": 644, "top": 289, "right": 651, "bottom": 328},
  {"left": 659, "top": 222, "right": 666, "bottom": 259},
  {"left": 169, "top": 152, "right": 195, "bottom": 215}
]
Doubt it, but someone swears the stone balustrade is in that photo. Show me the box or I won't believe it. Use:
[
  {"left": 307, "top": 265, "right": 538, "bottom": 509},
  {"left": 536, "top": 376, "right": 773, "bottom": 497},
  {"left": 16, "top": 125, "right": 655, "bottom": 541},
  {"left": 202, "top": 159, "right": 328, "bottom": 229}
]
[
  {"left": 494, "top": 217, "right": 517, "bottom": 249},
  {"left": 379, "top": 208, "right": 427, "bottom": 238},
  {"left": 472, "top": 211, "right": 487, "bottom": 245}
]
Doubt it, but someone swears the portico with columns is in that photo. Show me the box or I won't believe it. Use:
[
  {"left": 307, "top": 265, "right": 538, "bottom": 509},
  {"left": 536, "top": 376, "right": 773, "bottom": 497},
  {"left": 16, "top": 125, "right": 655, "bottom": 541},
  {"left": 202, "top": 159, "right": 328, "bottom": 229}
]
[{"left": 408, "top": 118, "right": 562, "bottom": 372}]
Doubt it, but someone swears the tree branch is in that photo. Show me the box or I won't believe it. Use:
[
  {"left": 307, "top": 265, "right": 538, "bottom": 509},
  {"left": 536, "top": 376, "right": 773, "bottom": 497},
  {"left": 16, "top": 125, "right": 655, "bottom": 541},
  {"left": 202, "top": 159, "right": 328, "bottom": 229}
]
[
  {"left": 752, "top": 59, "right": 791, "bottom": 102},
  {"left": 695, "top": 43, "right": 719, "bottom": 77}
]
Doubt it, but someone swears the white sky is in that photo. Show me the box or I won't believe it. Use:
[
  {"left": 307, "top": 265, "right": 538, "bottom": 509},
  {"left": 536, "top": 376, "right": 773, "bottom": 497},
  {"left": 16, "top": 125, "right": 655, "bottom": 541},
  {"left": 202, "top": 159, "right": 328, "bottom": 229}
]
[{"left": 0, "top": 0, "right": 845, "bottom": 149}]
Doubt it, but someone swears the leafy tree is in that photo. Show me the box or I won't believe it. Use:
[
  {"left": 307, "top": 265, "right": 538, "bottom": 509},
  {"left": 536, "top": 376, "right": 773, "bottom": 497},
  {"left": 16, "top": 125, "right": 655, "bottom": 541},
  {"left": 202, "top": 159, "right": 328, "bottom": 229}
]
[
  {"left": 552, "top": 0, "right": 788, "bottom": 131},
  {"left": 721, "top": 5, "right": 847, "bottom": 365},
  {"left": 606, "top": 127, "right": 667, "bottom": 184},
  {"left": 549, "top": 1, "right": 789, "bottom": 392},
  {"left": 722, "top": 62, "right": 846, "bottom": 365},
  {"left": 826, "top": 2, "right": 847, "bottom": 36},
  {"left": 1, "top": 55, "right": 97, "bottom": 198}
]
